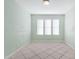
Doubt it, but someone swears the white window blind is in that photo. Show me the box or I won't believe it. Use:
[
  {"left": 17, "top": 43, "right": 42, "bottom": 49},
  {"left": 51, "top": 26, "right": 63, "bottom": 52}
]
[
  {"left": 45, "top": 19, "right": 51, "bottom": 35},
  {"left": 53, "top": 19, "right": 59, "bottom": 35},
  {"left": 37, "top": 19, "right": 43, "bottom": 35}
]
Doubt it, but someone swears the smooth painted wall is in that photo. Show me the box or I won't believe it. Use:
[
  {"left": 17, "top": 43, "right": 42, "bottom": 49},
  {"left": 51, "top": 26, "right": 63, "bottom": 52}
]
[
  {"left": 5, "top": 0, "right": 31, "bottom": 57},
  {"left": 65, "top": 6, "right": 75, "bottom": 49}
]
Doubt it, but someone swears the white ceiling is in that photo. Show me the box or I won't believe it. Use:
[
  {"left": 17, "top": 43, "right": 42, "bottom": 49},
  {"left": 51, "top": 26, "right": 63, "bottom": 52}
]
[{"left": 15, "top": 0, "right": 75, "bottom": 14}]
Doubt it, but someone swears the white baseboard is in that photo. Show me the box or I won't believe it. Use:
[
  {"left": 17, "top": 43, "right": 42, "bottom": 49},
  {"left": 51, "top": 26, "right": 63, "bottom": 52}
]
[{"left": 65, "top": 41, "right": 75, "bottom": 50}]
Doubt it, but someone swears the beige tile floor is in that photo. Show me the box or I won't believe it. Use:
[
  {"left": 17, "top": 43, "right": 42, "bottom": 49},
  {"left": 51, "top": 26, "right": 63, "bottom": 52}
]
[{"left": 9, "top": 43, "right": 75, "bottom": 59}]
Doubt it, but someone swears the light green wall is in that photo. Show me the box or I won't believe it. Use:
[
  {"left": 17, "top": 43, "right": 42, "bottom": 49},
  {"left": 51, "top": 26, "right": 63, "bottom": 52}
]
[
  {"left": 65, "top": 6, "right": 75, "bottom": 49},
  {"left": 4, "top": 0, "right": 31, "bottom": 58},
  {"left": 31, "top": 14, "right": 65, "bottom": 43}
]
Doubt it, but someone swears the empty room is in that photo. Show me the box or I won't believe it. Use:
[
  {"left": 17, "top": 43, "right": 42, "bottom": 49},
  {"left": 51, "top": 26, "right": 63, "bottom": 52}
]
[{"left": 4, "top": 0, "right": 75, "bottom": 59}]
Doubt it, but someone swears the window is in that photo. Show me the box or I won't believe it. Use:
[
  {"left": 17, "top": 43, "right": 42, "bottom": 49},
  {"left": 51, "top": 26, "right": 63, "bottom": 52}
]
[
  {"left": 37, "top": 19, "right": 44, "bottom": 35},
  {"left": 45, "top": 19, "right": 51, "bottom": 35},
  {"left": 37, "top": 19, "right": 59, "bottom": 35},
  {"left": 53, "top": 19, "right": 59, "bottom": 35}
]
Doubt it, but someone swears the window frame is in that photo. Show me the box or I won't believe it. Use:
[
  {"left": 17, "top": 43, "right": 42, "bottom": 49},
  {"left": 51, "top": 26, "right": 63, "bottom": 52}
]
[{"left": 37, "top": 19, "right": 60, "bottom": 36}]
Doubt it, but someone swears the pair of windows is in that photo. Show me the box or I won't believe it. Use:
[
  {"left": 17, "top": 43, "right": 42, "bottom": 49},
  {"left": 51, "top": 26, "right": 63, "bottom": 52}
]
[{"left": 37, "top": 19, "right": 59, "bottom": 35}]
